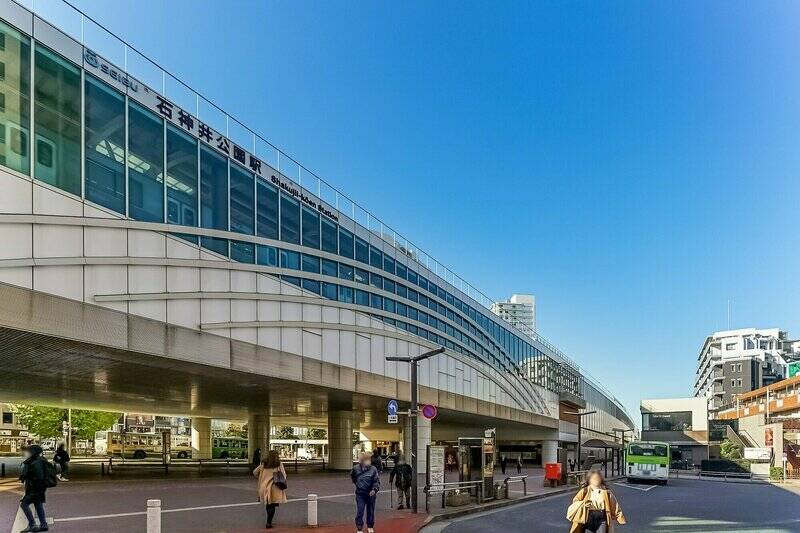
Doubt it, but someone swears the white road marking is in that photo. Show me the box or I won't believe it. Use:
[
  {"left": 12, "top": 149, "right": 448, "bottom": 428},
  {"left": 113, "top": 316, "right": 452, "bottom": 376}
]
[
  {"left": 10, "top": 507, "right": 25, "bottom": 533},
  {"left": 613, "top": 482, "right": 658, "bottom": 492}
]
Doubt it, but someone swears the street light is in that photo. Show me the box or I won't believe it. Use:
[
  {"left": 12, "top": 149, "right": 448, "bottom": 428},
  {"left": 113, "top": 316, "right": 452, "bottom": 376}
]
[
  {"left": 564, "top": 410, "right": 596, "bottom": 471},
  {"left": 386, "top": 346, "right": 445, "bottom": 514}
]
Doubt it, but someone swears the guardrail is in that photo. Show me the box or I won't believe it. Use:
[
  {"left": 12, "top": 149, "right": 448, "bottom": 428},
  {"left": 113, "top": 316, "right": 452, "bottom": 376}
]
[
  {"left": 503, "top": 475, "right": 528, "bottom": 497},
  {"left": 670, "top": 469, "right": 753, "bottom": 481},
  {"left": 423, "top": 480, "right": 484, "bottom": 512}
]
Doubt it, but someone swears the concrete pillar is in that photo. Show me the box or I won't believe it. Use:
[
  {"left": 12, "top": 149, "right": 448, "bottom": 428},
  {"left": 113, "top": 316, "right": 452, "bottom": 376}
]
[
  {"left": 542, "top": 440, "right": 558, "bottom": 466},
  {"left": 328, "top": 410, "right": 354, "bottom": 470},
  {"left": 248, "top": 413, "right": 270, "bottom": 462},
  {"left": 190, "top": 417, "right": 212, "bottom": 460},
  {"left": 402, "top": 414, "right": 431, "bottom": 474}
]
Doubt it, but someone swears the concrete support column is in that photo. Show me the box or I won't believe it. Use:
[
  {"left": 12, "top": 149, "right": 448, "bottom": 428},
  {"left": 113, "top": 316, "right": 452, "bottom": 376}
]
[
  {"left": 402, "top": 414, "right": 432, "bottom": 474},
  {"left": 328, "top": 410, "right": 354, "bottom": 470},
  {"left": 248, "top": 413, "right": 270, "bottom": 462},
  {"left": 542, "top": 440, "right": 558, "bottom": 466},
  {"left": 191, "top": 417, "right": 212, "bottom": 460}
]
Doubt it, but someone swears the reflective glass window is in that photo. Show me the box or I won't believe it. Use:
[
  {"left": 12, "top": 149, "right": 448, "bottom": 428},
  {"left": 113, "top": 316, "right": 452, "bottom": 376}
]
[
  {"left": 0, "top": 21, "right": 30, "bottom": 175},
  {"left": 418, "top": 275, "right": 428, "bottom": 291},
  {"left": 256, "top": 178, "right": 279, "bottom": 239},
  {"left": 279, "top": 193, "right": 300, "bottom": 244},
  {"left": 355, "top": 289, "right": 369, "bottom": 306},
  {"left": 370, "top": 294, "right": 382, "bottom": 310},
  {"left": 384, "top": 279, "right": 395, "bottom": 294},
  {"left": 396, "top": 284, "right": 407, "bottom": 299},
  {"left": 419, "top": 294, "right": 428, "bottom": 308},
  {"left": 34, "top": 45, "right": 80, "bottom": 194},
  {"left": 396, "top": 262, "right": 407, "bottom": 280},
  {"left": 231, "top": 241, "right": 255, "bottom": 263},
  {"left": 338, "top": 285, "right": 354, "bottom": 304},
  {"left": 302, "top": 279, "right": 321, "bottom": 294},
  {"left": 408, "top": 324, "right": 418, "bottom": 335},
  {"left": 322, "top": 259, "right": 338, "bottom": 277},
  {"left": 230, "top": 164, "right": 254, "bottom": 234},
  {"left": 257, "top": 244, "right": 278, "bottom": 266},
  {"left": 429, "top": 282, "right": 439, "bottom": 297},
  {"left": 338, "top": 228, "right": 354, "bottom": 259},
  {"left": 383, "top": 255, "right": 395, "bottom": 275},
  {"left": 200, "top": 146, "right": 228, "bottom": 255},
  {"left": 370, "top": 247, "right": 382, "bottom": 269},
  {"left": 370, "top": 273, "right": 383, "bottom": 290},
  {"left": 339, "top": 263, "right": 354, "bottom": 281},
  {"left": 321, "top": 218, "right": 337, "bottom": 253},
  {"left": 280, "top": 249, "right": 300, "bottom": 270},
  {"left": 355, "top": 237, "right": 369, "bottom": 263},
  {"left": 302, "top": 254, "right": 320, "bottom": 273},
  {"left": 407, "top": 269, "right": 418, "bottom": 285},
  {"left": 322, "top": 282, "right": 337, "bottom": 300},
  {"left": 301, "top": 207, "right": 320, "bottom": 249},
  {"left": 408, "top": 307, "right": 418, "bottom": 321},
  {"left": 282, "top": 275, "right": 301, "bottom": 287},
  {"left": 419, "top": 311, "right": 428, "bottom": 325},
  {"left": 396, "top": 302, "right": 407, "bottom": 317},
  {"left": 84, "top": 75, "right": 125, "bottom": 213},
  {"left": 166, "top": 125, "right": 198, "bottom": 243},
  {"left": 407, "top": 288, "right": 418, "bottom": 303},
  {"left": 354, "top": 268, "right": 369, "bottom": 284},
  {"left": 128, "top": 102, "right": 163, "bottom": 222}
]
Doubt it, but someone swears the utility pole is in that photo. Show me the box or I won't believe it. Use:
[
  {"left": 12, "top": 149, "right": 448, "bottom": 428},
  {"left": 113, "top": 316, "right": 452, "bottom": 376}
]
[{"left": 387, "top": 347, "right": 445, "bottom": 514}]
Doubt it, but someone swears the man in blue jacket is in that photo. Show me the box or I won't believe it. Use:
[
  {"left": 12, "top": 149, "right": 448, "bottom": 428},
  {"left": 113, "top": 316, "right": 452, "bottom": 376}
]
[{"left": 350, "top": 452, "right": 380, "bottom": 533}]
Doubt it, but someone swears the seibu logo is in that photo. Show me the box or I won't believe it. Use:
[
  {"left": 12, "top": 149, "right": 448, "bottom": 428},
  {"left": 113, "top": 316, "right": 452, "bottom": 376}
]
[{"left": 84, "top": 49, "right": 139, "bottom": 93}]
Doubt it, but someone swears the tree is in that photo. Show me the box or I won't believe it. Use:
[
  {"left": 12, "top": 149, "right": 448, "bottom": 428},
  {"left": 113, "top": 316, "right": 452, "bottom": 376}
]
[
  {"left": 12, "top": 404, "right": 120, "bottom": 441},
  {"left": 307, "top": 428, "right": 327, "bottom": 440},
  {"left": 720, "top": 438, "right": 743, "bottom": 460},
  {"left": 276, "top": 426, "right": 296, "bottom": 439}
]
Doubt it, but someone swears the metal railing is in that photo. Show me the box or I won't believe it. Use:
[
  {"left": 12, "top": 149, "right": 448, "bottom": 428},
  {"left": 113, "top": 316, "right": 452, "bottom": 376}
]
[
  {"left": 423, "top": 480, "right": 483, "bottom": 512},
  {"left": 502, "top": 475, "right": 528, "bottom": 497}
]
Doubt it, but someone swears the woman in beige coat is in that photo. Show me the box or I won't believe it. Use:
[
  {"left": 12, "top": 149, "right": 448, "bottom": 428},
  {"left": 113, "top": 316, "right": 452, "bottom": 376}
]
[
  {"left": 254, "top": 450, "right": 288, "bottom": 529},
  {"left": 568, "top": 471, "right": 626, "bottom": 533}
]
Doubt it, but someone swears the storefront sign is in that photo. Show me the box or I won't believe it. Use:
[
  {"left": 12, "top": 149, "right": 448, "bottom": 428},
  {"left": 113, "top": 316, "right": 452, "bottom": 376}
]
[
  {"left": 427, "top": 445, "right": 446, "bottom": 490},
  {"left": 743, "top": 447, "right": 771, "bottom": 461}
]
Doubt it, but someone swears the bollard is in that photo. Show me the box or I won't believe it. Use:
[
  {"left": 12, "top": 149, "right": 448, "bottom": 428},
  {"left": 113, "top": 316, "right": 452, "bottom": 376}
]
[
  {"left": 307, "top": 494, "right": 318, "bottom": 527},
  {"left": 1, "top": 462, "right": 5, "bottom": 478},
  {"left": 146, "top": 499, "right": 161, "bottom": 533}
]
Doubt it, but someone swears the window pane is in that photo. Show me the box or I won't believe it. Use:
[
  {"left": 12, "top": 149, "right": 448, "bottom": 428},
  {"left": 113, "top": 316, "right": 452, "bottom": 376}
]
[
  {"left": 383, "top": 298, "right": 395, "bottom": 313},
  {"left": 230, "top": 164, "right": 254, "bottom": 234},
  {"left": 200, "top": 145, "right": 228, "bottom": 255},
  {"left": 34, "top": 45, "right": 80, "bottom": 194},
  {"left": 256, "top": 178, "right": 279, "bottom": 239},
  {"left": 302, "top": 278, "right": 321, "bottom": 294},
  {"left": 354, "top": 267, "right": 369, "bottom": 284},
  {"left": 0, "top": 21, "right": 30, "bottom": 175},
  {"left": 370, "top": 247, "right": 382, "bottom": 269},
  {"left": 166, "top": 125, "right": 198, "bottom": 242},
  {"left": 370, "top": 272, "right": 383, "bottom": 290},
  {"left": 84, "top": 75, "right": 125, "bottom": 213},
  {"left": 408, "top": 288, "right": 417, "bottom": 302},
  {"left": 301, "top": 207, "right": 320, "bottom": 249},
  {"left": 355, "top": 237, "right": 369, "bottom": 263},
  {"left": 338, "top": 228, "right": 354, "bottom": 259},
  {"left": 280, "top": 193, "right": 300, "bottom": 244},
  {"left": 322, "top": 282, "right": 337, "bottom": 300},
  {"left": 370, "top": 294, "right": 382, "bottom": 310},
  {"left": 231, "top": 241, "right": 255, "bottom": 263},
  {"left": 321, "top": 218, "right": 337, "bottom": 253},
  {"left": 282, "top": 275, "right": 301, "bottom": 287},
  {"left": 396, "top": 284, "right": 407, "bottom": 299},
  {"left": 384, "top": 279, "right": 395, "bottom": 294},
  {"left": 383, "top": 254, "right": 395, "bottom": 275},
  {"left": 396, "top": 262, "right": 407, "bottom": 280},
  {"left": 302, "top": 254, "right": 320, "bottom": 273},
  {"left": 280, "top": 249, "right": 300, "bottom": 270},
  {"left": 128, "top": 102, "right": 163, "bottom": 222},
  {"left": 407, "top": 270, "right": 418, "bottom": 285},
  {"left": 321, "top": 258, "right": 337, "bottom": 277},
  {"left": 338, "top": 285, "right": 353, "bottom": 304},
  {"left": 355, "top": 289, "right": 369, "bottom": 306},
  {"left": 257, "top": 244, "right": 277, "bottom": 266},
  {"left": 338, "top": 263, "right": 354, "bottom": 281}
]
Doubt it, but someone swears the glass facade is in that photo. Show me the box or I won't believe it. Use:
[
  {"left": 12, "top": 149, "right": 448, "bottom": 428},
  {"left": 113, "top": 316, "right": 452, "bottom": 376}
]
[
  {"left": 642, "top": 411, "right": 693, "bottom": 432},
  {"left": 0, "top": 16, "right": 600, "bottom": 401}
]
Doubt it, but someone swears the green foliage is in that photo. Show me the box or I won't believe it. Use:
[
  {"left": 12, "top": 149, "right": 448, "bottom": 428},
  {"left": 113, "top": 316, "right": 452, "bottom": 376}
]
[
  {"left": 276, "top": 426, "right": 296, "bottom": 439},
  {"left": 307, "top": 428, "right": 327, "bottom": 440},
  {"left": 223, "top": 423, "right": 246, "bottom": 438},
  {"left": 720, "top": 438, "right": 743, "bottom": 460},
  {"left": 12, "top": 404, "right": 120, "bottom": 441},
  {"left": 770, "top": 466, "right": 785, "bottom": 480}
]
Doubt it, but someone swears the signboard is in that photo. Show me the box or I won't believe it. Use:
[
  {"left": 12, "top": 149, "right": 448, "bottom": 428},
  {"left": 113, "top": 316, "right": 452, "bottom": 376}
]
[
  {"left": 387, "top": 400, "right": 398, "bottom": 416},
  {"left": 790, "top": 362, "right": 800, "bottom": 378},
  {"left": 422, "top": 405, "right": 438, "bottom": 420},
  {"left": 765, "top": 428, "right": 774, "bottom": 446},
  {"left": 743, "top": 447, "right": 771, "bottom": 461},
  {"left": 387, "top": 414, "right": 398, "bottom": 424},
  {"left": 427, "top": 445, "right": 446, "bottom": 490}
]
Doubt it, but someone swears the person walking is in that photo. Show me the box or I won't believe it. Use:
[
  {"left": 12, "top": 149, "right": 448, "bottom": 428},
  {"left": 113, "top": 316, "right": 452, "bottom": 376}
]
[
  {"left": 516, "top": 455, "right": 522, "bottom": 474},
  {"left": 389, "top": 454, "right": 413, "bottom": 510},
  {"left": 351, "top": 451, "right": 380, "bottom": 533},
  {"left": 500, "top": 454, "right": 507, "bottom": 475},
  {"left": 253, "top": 450, "right": 288, "bottom": 529},
  {"left": 251, "top": 447, "right": 261, "bottom": 468},
  {"left": 370, "top": 449, "right": 384, "bottom": 474},
  {"left": 53, "top": 443, "right": 70, "bottom": 482},
  {"left": 19, "top": 444, "right": 50, "bottom": 532},
  {"left": 567, "top": 470, "right": 626, "bottom": 533}
]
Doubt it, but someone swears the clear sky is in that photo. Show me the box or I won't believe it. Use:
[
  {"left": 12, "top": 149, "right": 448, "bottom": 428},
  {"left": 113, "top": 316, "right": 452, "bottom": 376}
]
[{"left": 49, "top": 0, "right": 800, "bottom": 420}]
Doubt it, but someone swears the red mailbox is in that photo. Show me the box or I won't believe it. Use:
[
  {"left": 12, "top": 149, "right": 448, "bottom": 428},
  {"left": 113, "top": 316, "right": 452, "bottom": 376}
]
[{"left": 545, "top": 462, "right": 562, "bottom": 480}]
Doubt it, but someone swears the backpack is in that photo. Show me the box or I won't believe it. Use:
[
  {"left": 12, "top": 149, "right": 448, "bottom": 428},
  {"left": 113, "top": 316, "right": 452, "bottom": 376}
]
[{"left": 44, "top": 460, "right": 58, "bottom": 488}]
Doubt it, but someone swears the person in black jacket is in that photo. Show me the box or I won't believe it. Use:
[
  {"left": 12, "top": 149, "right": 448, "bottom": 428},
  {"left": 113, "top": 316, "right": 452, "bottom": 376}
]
[
  {"left": 54, "top": 443, "right": 70, "bottom": 482},
  {"left": 19, "top": 444, "right": 49, "bottom": 532},
  {"left": 370, "top": 449, "right": 383, "bottom": 474},
  {"left": 389, "top": 454, "right": 413, "bottom": 510},
  {"left": 351, "top": 452, "right": 380, "bottom": 533}
]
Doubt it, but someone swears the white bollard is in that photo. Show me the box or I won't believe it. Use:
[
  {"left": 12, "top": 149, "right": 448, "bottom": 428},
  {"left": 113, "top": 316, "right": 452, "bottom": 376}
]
[
  {"left": 307, "top": 493, "right": 318, "bottom": 527},
  {"left": 146, "top": 499, "right": 161, "bottom": 533}
]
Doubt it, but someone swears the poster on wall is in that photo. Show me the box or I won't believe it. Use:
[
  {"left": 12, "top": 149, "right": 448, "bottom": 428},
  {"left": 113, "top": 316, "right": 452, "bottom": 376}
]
[
  {"left": 765, "top": 427, "right": 774, "bottom": 446},
  {"left": 428, "top": 445, "right": 446, "bottom": 488}
]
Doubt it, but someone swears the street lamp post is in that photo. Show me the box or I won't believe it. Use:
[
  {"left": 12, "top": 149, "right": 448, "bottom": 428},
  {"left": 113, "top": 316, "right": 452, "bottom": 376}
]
[
  {"left": 564, "top": 410, "right": 596, "bottom": 471},
  {"left": 386, "top": 346, "right": 445, "bottom": 514}
]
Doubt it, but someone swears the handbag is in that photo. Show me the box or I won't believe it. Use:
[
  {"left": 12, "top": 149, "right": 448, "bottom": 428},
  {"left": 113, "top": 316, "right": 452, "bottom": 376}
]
[
  {"left": 566, "top": 499, "right": 588, "bottom": 524},
  {"left": 273, "top": 468, "right": 288, "bottom": 490}
]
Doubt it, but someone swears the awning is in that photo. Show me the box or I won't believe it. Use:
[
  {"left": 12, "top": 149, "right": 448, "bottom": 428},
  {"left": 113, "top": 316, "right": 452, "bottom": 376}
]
[{"left": 582, "top": 439, "right": 622, "bottom": 450}]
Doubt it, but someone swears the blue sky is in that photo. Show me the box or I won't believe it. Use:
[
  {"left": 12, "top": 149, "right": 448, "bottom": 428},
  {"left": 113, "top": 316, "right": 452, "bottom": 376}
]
[{"left": 49, "top": 0, "right": 800, "bottom": 419}]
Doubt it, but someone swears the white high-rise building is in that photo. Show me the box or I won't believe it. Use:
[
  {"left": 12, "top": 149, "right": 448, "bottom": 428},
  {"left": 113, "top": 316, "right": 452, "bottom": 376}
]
[
  {"left": 694, "top": 328, "right": 800, "bottom": 413},
  {"left": 492, "top": 294, "right": 536, "bottom": 334}
]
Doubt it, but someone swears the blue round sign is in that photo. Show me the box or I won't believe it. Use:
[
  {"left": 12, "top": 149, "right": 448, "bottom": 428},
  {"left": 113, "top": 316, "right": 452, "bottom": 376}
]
[{"left": 387, "top": 399, "right": 399, "bottom": 416}]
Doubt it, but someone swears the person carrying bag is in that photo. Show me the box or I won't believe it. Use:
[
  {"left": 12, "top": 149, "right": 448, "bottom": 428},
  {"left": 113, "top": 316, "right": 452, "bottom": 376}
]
[{"left": 253, "top": 450, "right": 288, "bottom": 529}]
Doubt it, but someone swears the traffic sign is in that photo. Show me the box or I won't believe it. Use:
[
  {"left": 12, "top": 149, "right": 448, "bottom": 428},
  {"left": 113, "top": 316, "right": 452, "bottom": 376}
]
[
  {"left": 387, "top": 399, "right": 399, "bottom": 416},
  {"left": 388, "top": 414, "right": 398, "bottom": 424},
  {"left": 421, "top": 404, "right": 438, "bottom": 420}
]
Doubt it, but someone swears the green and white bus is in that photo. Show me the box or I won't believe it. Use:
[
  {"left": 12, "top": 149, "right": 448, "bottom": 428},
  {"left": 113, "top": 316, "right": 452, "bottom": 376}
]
[
  {"left": 212, "top": 437, "right": 248, "bottom": 459},
  {"left": 626, "top": 441, "right": 670, "bottom": 483}
]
